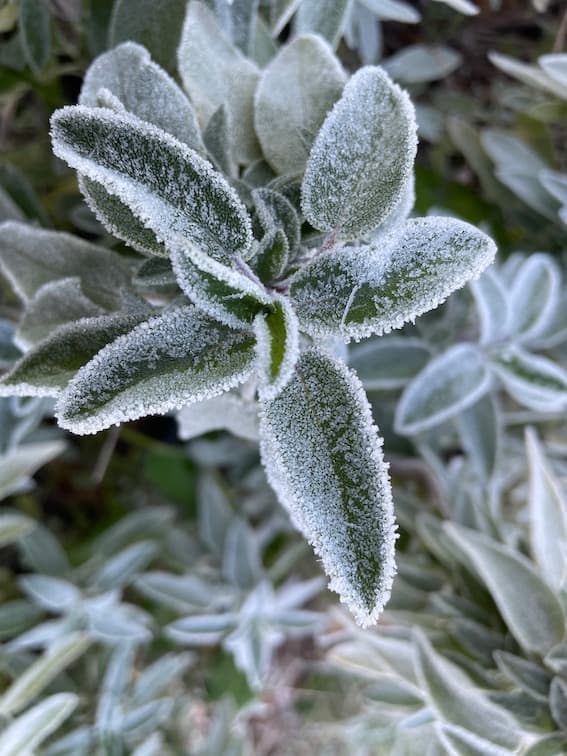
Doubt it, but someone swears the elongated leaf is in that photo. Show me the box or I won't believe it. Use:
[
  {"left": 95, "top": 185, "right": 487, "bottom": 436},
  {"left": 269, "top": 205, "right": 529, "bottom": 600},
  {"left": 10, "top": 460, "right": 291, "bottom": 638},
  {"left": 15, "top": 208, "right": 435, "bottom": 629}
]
[
  {"left": 0, "top": 633, "right": 89, "bottom": 715},
  {"left": 0, "top": 513, "right": 35, "bottom": 547},
  {"left": 493, "top": 651, "right": 551, "bottom": 700},
  {"left": 445, "top": 523, "right": 566, "bottom": 654},
  {"left": 295, "top": 0, "right": 350, "bottom": 48},
  {"left": 51, "top": 107, "right": 253, "bottom": 264},
  {"left": 259, "top": 348, "right": 396, "bottom": 626},
  {"left": 457, "top": 393, "right": 500, "bottom": 483},
  {"left": 94, "top": 541, "right": 158, "bottom": 590},
  {"left": 0, "top": 222, "right": 130, "bottom": 306},
  {"left": 55, "top": 306, "right": 257, "bottom": 435},
  {"left": 488, "top": 51, "right": 567, "bottom": 100},
  {"left": 177, "top": 394, "right": 259, "bottom": 441},
  {"left": 436, "top": 723, "right": 517, "bottom": 756},
  {"left": 434, "top": 0, "right": 479, "bottom": 12},
  {"left": 19, "top": 0, "right": 51, "bottom": 74},
  {"left": 414, "top": 631, "right": 520, "bottom": 749},
  {"left": 526, "top": 428, "right": 567, "bottom": 593},
  {"left": 203, "top": 105, "right": 236, "bottom": 177},
  {"left": 540, "top": 169, "right": 567, "bottom": 206},
  {"left": 470, "top": 267, "right": 509, "bottom": 345},
  {"left": 395, "top": 344, "right": 491, "bottom": 435},
  {"left": 254, "top": 296, "right": 299, "bottom": 401},
  {"left": 301, "top": 66, "right": 417, "bottom": 238},
  {"left": 254, "top": 34, "right": 346, "bottom": 175},
  {"left": 348, "top": 337, "right": 430, "bottom": 391},
  {"left": 508, "top": 255, "right": 560, "bottom": 343},
  {"left": 361, "top": 0, "right": 421, "bottom": 23},
  {"left": 0, "top": 694, "right": 78, "bottom": 756},
  {"left": 252, "top": 188, "right": 301, "bottom": 258},
  {"left": 108, "top": 0, "right": 187, "bottom": 72},
  {"left": 170, "top": 243, "right": 271, "bottom": 329},
  {"left": 550, "top": 676, "right": 567, "bottom": 729},
  {"left": 177, "top": 1, "right": 260, "bottom": 164},
  {"left": 491, "top": 347, "right": 567, "bottom": 413},
  {"left": 0, "top": 311, "right": 152, "bottom": 397},
  {"left": 539, "top": 54, "right": 567, "bottom": 89},
  {"left": 0, "top": 441, "right": 66, "bottom": 500},
  {"left": 80, "top": 42, "right": 204, "bottom": 152},
  {"left": 166, "top": 614, "right": 238, "bottom": 646},
  {"left": 383, "top": 45, "right": 462, "bottom": 83},
  {"left": 254, "top": 228, "right": 289, "bottom": 283},
  {"left": 290, "top": 217, "right": 496, "bottom": 341}
]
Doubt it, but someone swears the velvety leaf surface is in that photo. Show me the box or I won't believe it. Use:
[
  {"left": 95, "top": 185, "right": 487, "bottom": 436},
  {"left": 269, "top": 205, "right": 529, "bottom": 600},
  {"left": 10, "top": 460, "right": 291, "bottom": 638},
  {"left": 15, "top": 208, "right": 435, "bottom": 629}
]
[
  {"left": 492, "top": 347, "right": 567, "bottom": 412},
  {"left": 254, "top": 296, "right": 299, "bottom": 400},
  {"left": 19, "top": 0, "right": 51, "bottom": 74},
  {"left": 294, "top": 0, "right": 351, "bottom": 48}
]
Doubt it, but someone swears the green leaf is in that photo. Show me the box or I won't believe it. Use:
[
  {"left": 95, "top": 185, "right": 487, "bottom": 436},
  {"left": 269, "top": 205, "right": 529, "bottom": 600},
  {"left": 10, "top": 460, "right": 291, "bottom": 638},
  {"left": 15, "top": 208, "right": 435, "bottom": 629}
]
[
  {"left": 254, "top": 296, "right": 299, "bottom": 400},
  {"left": 414, "top": 631, "right": 520, "bottom": 749},
  {"left": 0, "top": 633, "right": 89, "bottom": 715},
  {"left": 294, "top": 0, "right": 350, "bottom": 48},
  {"left": 491, "top": 347, "right": 567, "bottom": 413},
  {"left": 177, "top": 1, "right": 260, "bottom": 164},
  {"left": 51, "top": 106, "right": 253, "bottom": 264},
  {"left": 301, "top": 66, "right": 417, "bottom": 238},
  {"left": 550, "top": 676, "right": 567, "bottom": 730},
  {"left": 0, "top": 693, "right": 78, "bottom": 756},
  {"left": 0, "top": 222, "right": 131, "bottom": 306},
  {"left": 252, "top": 188, "right": 301, "bottom": 258},
  {"left": 0, "top": 441, "right": 65, "bottom": 500},
  {"left": 0, "top": 513, "right": 35, "bottom": 547},
  {"left": 108, "top": 0, "right": 187, "bottom": 72},
  {"left": 170, "top": 243, "right": 272, "bottom": 329},
  {"left": 444, "top": 523, "right": 566, "bottom": 654},
  {"left": 526, "top": 427, "right": 567, "bottom": 593},
  {"left": 80, "top": 42, "right": 204, "bottom": 153},
  {"left": 290, "top": 217, "right": 496, "bottom": 342},
  {"left": 259, "top": 348, "right": 396, "bottom": 626},
  {"left": 254, "top": 228, "right": 289, "bottom": 283},
  {"left": 436, "top": 723, "right": 518, "bottom": 756},
  {"left": 457, "top": 393, "right": 500, "bottom": 483},
  {"left": 470, "top": 267, "right": 509, "bottom": 345},
  {"left": 177, "top": 394, "right": 259, "bottom": 442},
  {"left": 0, "top": 311, "right": 152, "bottom": 397},
  {"left": 203, "top": 105, "right": 237, "bottom": 177},
  {"left": 493, "top": 651, "right": 551, "bottom": 701},
  {"left": 508, "top": 255, "right": 560, "bottom": 343},
  {"left": 0, "top": 163, "right": 50, "bottom": 226},
  {"left": 348, "top": 336, "right": 430, "bottom": 391},
  {"left": 383, "top": 45, "right": 462, "bottom": 84},
  {"left": 55, "top": 306, "right": 257, "bottom": 435},
  {"left": 19, "top": 0, "right": 51, "bottom": 74},
  {"left": 254, "top": 34, "right": 346, "bottom": 175}
]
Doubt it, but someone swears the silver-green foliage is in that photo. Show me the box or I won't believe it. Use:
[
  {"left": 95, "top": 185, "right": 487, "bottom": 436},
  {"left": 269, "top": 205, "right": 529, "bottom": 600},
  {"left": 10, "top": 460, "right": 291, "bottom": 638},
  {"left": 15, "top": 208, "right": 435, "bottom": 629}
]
[{"left": 0, "top": 16, "right": 497, "bottom": 625}]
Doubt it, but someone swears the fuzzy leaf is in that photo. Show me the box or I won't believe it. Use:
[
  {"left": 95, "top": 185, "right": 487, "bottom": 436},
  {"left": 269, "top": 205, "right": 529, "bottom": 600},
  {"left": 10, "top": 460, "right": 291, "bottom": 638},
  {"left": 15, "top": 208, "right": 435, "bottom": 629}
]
[
  {"left": 51, "top": 107, "right": 253, "bottom": 264},
  {"left": 108, "top": 0, "right": 187, "bottom": 72},
  {"left": 0, "top": 441, "right": 66, "bottom": 500},
  {"left": 0, "top": 222, "right": 130, "bottom": 306},
  {"left": 414, "top": 630, "right": 520, "bottom": 749},
  {"left": 177, "top": 394, "right": 259, "bottom": 442},
  {"left": 470, "top": 267, "right": 510, "bottom": 345},
  {"left": 348, "top": 337, "right": 431, "bottom": 391},
  {"left": 301, "top": 66, "right": 417, "bottom": 238},
  {"left": 254, "top": 296, "right": 299, "bottom": 401},
  {"left": 508, "top": 255, "right": 560, "bottom": 343},
  {"left": 254, "top": 34, "right": 346, "bottom": 175},
  {"left": 457, "top": 393, "right": 500, "bottom": 482},
  {"left": 252, "top": 188, "right": 301, "bottom": 258},
  {"left": 0, "top": 694, "right": 78, "bottom": 756},
  {"left": 290, "top": 217, "right": 496, "bottom": 342},
  {"left": 361, "top": 0, "right": 421, "bottom": 23},
  {"left": 550, "top": 676, "right": 567, "bottom": 730},
  {"left": 170, "top": 242, "right": 271, "bottom": 329},
  {"left": 395, "top": 344, "right": 491, "bottom": 435},
  {"left": 445, "top": 523, "right": 566, "bottom": 654},
  {"left": 0, "top": 513, "right": 35, "bottom": 547},
  {"left": 0, "top": 311, "right": 152, "bottom": 397},
  {"left": 177, "top": 1, "right": 260, "bottom": 164},
  {"left": 254, "top": 228, "right": 289, "bottom": 283},
  {"left": 19, "top": 0, "right": 51, "bottom": 74},
  {"left": 259, "top": 348, "right": 396, "bottom": 626},
  {"left": 55, "top": 306, "right": 257, "bottom": 435},
  {"left": 203, "top": 105, "right": 236, "bottom": 177},
  {"left": 19, "top": 576, "right": 81, "bottom": 613},
  {"left": 295, "top": 0, "right": 350, "bottom": 48},
  {"left": 165, "top": 614, "right": 238, "bottom": 646},
  {"left": 526, "top": 427, "right": 567, "bottom": 593},
  {"left": 491, "top": 347, "right": 567, "bottom": 412},
  {"left": 488, "top": 51, "right": 567, "bottom": 100},
  {"left": 436, "top": 723, "right": 517, "bottom": 756},
  {"left": 539, "top": 54, "right": 567, "bottom": 89},
  {"left": 383, "top": 45, "right": 462, "bottom": 83},
  {"left": 80, "top": 42, "right": 204, "bottom": 152}
]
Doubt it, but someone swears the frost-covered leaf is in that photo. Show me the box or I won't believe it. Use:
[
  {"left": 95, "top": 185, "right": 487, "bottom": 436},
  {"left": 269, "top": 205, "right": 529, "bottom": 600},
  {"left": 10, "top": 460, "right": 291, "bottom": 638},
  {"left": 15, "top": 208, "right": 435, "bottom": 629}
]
[
  {"left": 222, "top": 517, "right": 263, "bottom": 589},
  {"left": 132, "top": 652, "right": 193, "bottom": 705},
  {"left": 0, "top": 693, "right": 78, "bottom": 756},
  {"left": 349, "top": 337, "right": 430, "bottom": 391},
  {"left": 15, "top": 277, "right": 105, "bottom": 349},
  {"left": 203, "top": 105, "right": 236, "bottom": 177},
  {"left": 207, "top": 0, "right": 260, "bottom": 58},
  {"left": 526, "top": 427, "right": 567, "bottom": 593},
  {"left": 0, "top": 633, "right": 89, "bottom": 715},
  {"left": 254, "top": 296, "right": 299, "bottom": 401},
  {"left": 177, "top": 394, "right": 259, "bottom": 441},
  {"left": 445, "top": 523, "right": 566, "bottom": 654},
  {"left": 436, "top": 724, "right": 517, "bottom": 756},
  {"left": 253, "top": 188, "right": 301, "bottom": 259},
  {"left": 396, "top": 344, "right": 491, "bottom": 435},
  {"left": 170, "top": 242, "right": 271, "bottom": 329},
  {"left": 134, "top": 257, "right": 176, "bottom": 289},
  {"left": 108, "top": 0, "right": 187, "bottom": 72},
  {"left": 134, "top": 571, "right": 217, "bottom": 612},
  {"left": 88, "top": 607, "right": 152, "bottom": 644},
  {"left": 51, "top": 107, "right": 253, "bottom": 264},
  {"left": 94, "top": 541, "right": 158, "bottom": 590},
  {"left": 165, "top": 614, "right": 237, "bottom": 646},
  {"left": 17, "top": 520, "right": 69, "bottom": 576},
  {"left": 55, "top": 306, "right": 257, "bottom": 435},
  {"left": 254, "top": 228, "right": 289, "bottom": 283},
  {"left": 0, "top": 222, "right": 130, "bottom": 305},
  {"left": 523, "top": 734, "right": 567, "bottom": 756},
  {"left": 0, "top": 311, "right": 152, "bottom": 397},
  {"left": 0, "top": 512, "right": 35, "bottom": 547},
  {"left": 491, "top": 347, "right": 567, "bottom": 413},
  {"left": 457, "top": 394, "right": 500, "bottom": 483},
  {"left": 254, "top": 34, "right": 346, "bottom": 176},
  {"left": 359, "top": 0, "right": 420, "bottom": 22},
  {"left": 508, "top": 255, "right": 560, "bottom": 343},
  {"left": 295, "top": 0, "right": 350, "bottom": 48},
  {"left": 301, "top": 66, "right": 417, "bottom": 238},
  {"left": 290, "top": 217, "right": 496, "bottom": 342},
  {"left": 488, "top": 51, "right": 567, "bottom": 100},
  {"left": 0, "top": 441, "right": 66, "bottom": 500},
  {"left": 550, "top": 676, "right": 567, "bottom": 730},
  {"left": 80, "top": 42, "right": 204, "bottom": 152},
  {"left": 470, "top": 267, "right": 510, "bottom": 345},
  {"left": 414, "top": 630, "right": 520, "bottom": 749},
  {"left": 177, "top": 1, "right": 260, "bottom": 164},
  {"left": 19, "top": 576, "right": 80, "bottom": 613},
  {"left": 383, "top": 45, "right": 462, "bottom": 83},
  {"left": 493, "top": 651, "right": 551, "bottom": 700},
  {"left": 19, "top": 0, "right": 51, "bottom": 74},
  {"left": 259, "top": 348, "right": 396, "bottom": 626}
]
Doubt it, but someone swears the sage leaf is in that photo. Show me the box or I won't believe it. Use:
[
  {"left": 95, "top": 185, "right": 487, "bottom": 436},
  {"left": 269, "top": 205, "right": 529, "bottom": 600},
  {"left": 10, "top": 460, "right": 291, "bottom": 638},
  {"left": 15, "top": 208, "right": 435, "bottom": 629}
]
[
  {"left": 301, "top": 66, "right": 417, "bottom": 238},
  {"left": 0, "top": 442, "right": 66, "bottom": 501},
  {"left": 177, "top": 395, "right": 259, "bottom": 442},
  {"left": 294, "top": 0, "right": 351, "bottom": 48},
  {"left": 255, "top": 34, "right": 346, "bottom": 175},
  {"left": 19, "top": 0, "right": 51, "bottom": 74},
  {"left": 0, "top": 694, "right": 78, "bottom": 756},
  {"left": 252, "top": 188, "right": 301, "bottom": 258},
  {"left": 348, "top": 337, "right": 431, "bottom": 391},
  {"left": 51, "top": 107, "right": 253, "bottom": 264},
  {"left": 0, "top": 513, "right": 35, "bottom": 547},
  {"left": 203, "top": 105, "right": 236, "bottom": 177},
  {"left": 470, "top": 267, "right": 510, "bottom": 345},
  {"left": 259, "top": 348, "right": 396, "bottom": 627},
  {"left": 19, "top": 576, "right": 81, "bottom": 613},
  {"left": 550, "top": 676, "right": 567, "bottom": 730},
  {"left": 254, "top": 228, "right": 290, "bottom": 283},
  {"left": 491, "top": 347, "right": 567, "bottom": 413},
  {"left": 254, "top": 296, "right": 299, "bottom": 401},
  {"left": 508, "top": 254, "right": 560, "bottom": 343},
  {"left": 383, "top": 45, "right": 462, "bottom": 84},
  {"left": 55, "top": 306, "right": 257, "bottom": 435}
]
